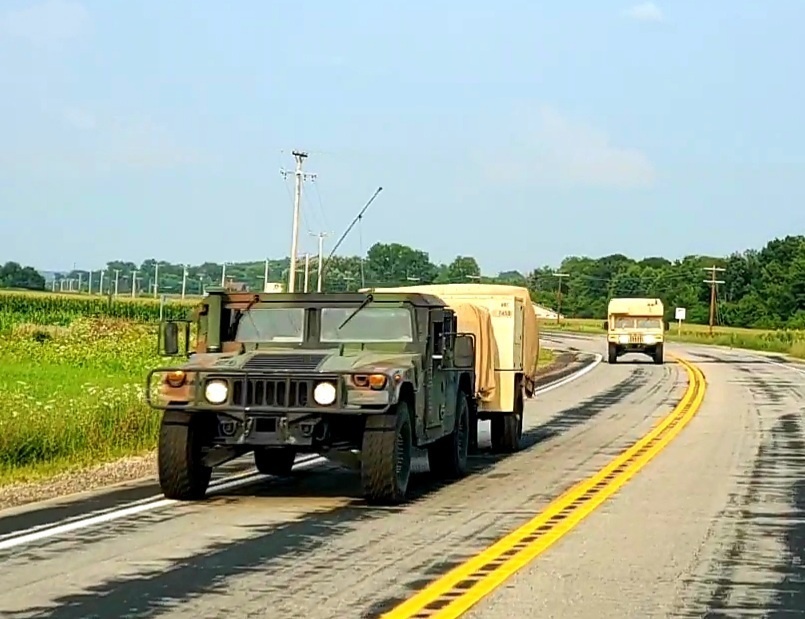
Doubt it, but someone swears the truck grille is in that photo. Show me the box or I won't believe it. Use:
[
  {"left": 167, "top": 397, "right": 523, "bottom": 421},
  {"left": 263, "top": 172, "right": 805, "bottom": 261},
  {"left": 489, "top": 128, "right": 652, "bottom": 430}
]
[
  {"left": 242, "top": 353, "right": 327, "bottom": 372},
  {"left": 629, "top": 333, "right": 643, "bottom": 344},
  {"left": 232, "top": 377, "right": 314, "bottom": 408}
]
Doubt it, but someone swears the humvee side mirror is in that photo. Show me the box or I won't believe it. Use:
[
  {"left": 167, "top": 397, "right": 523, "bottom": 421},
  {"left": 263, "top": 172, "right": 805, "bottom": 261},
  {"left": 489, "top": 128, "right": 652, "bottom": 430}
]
[
  {"left": 452, "top": 333, "right": 475, "bottom": 369},
  {"left": 159, "top": 320, "right": 190, "bottom": 357},
  {"left": 163, "top": 322, "right": 179, "bottom": 356},
  {"left": 664, "top": 320, "right": 670, "bottom": 331},
  {"left": 602, "top": 320, "right": 608, "bottom": 331}
]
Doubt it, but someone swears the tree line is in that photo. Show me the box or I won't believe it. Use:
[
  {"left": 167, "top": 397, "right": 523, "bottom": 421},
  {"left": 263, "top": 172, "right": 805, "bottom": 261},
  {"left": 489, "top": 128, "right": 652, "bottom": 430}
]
[{"left": 4, "top": 235, "right": 804, "bottom": 329}]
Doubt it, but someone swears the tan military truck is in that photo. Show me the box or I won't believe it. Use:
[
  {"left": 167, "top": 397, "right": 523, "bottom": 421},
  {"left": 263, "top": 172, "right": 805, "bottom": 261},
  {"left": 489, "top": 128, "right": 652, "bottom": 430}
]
[
  {"left": 364, "top": 283, "right": 540, "bottom": 453},
  {"left": 603, "top": 297, "right": 668, "bottom": 364}
]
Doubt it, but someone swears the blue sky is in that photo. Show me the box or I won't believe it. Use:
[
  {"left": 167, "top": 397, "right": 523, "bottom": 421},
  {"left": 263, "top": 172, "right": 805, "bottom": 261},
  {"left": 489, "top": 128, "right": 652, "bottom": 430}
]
[{"left": 1, "top": 0, "right": 803, "bottom": 275}]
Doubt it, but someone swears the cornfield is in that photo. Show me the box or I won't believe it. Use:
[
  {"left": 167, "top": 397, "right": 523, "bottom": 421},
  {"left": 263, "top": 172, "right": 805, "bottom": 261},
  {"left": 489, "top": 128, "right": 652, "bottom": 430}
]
[{"left": 0, "top": 290, "right": 194, "bottom": 331}]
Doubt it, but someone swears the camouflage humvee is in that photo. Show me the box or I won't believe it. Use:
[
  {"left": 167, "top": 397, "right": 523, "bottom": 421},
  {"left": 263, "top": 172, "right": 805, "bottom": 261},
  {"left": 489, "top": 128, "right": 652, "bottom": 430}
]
[{"left": 146, "top": 288, "right": 477, "bottom": 504}]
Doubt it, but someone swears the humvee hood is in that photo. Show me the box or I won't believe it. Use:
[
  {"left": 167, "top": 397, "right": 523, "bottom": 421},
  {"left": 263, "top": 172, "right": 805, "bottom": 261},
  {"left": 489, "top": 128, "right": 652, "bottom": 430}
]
[
  {"left": 179, "top": 349, "right": 416, "bottom": 374},
  {"left": 317, "top": 351, "right": 416, "bottom": 373}
]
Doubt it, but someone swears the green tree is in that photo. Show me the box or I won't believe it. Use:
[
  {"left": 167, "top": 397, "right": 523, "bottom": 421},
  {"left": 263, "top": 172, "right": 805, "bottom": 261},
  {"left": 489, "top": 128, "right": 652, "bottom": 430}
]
[
  {"left": 364, "top": 242, "right": 438, "bottom": 285},
  {"left": 445, "top": 256, "right": 481, "bottom": 282},
  {"left": 0, "top": 262, "right": 46, "bottom": 290}
]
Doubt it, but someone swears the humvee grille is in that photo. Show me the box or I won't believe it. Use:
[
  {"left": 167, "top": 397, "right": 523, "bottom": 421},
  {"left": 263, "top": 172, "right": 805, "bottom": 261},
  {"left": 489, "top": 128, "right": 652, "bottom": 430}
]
[
  {"left": 242, "top": 353, "right": 327, "bottom": 372},
  {"left": 232, "top": 378, "right": 313, "bottom": 408},
  {"left": 629, "top": 333, "right": 643, "bottom": 344}
]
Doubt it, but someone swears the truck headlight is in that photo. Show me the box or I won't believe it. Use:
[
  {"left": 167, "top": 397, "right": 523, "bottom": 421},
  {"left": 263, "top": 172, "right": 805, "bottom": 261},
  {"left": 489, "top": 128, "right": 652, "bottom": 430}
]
[
  {"left": 204, "top": 380, "right": 228, "bottom": 404},
  {"left": 313, "top": 381, "right": 336, "bottom": 405},
  {"left": 643, "top": 335, "right": 657, "bottom": 344},
  {"left": 618, "top": 334, "right": 629, "bottom": 344}
]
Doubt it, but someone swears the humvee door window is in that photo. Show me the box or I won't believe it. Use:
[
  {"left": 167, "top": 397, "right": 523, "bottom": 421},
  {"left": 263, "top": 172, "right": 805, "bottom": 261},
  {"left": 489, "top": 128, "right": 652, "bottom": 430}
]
[
  {"left": 235, "top": 307, "right": 305, "bottom": 342},
  {"left": 320, "top": 307, "right": 414, "bottom": 343}
]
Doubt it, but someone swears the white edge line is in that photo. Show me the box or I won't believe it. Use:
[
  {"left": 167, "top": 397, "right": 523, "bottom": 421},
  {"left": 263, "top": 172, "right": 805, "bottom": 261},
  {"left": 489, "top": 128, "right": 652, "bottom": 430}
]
[
  {"left": 0, "top": 456, "right": 327, "bottom": 551},
  {"left": 1, "top": 357, "right": 604, "bottom": 551},
  {"left": 533, "top": 353, "right": 603, "bottom": 396},
  {"left": 684, "top": 344, "right": 805, "bottom": 376},
  {"left": 0, "top": 455, "right": 321, "bottom": 543},
  {"left": 755, "top": 357, "right": 805, "bottom": 376}
]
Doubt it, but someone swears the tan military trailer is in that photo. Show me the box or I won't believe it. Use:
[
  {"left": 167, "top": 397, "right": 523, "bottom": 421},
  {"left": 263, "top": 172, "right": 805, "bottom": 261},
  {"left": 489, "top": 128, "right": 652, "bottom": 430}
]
[
  {"left": 603, "top": 297, "right": 669, "bottom": 364},
  {"left": 146, "top": 288, "right": 477, "bottom": 504},
  {"left": 364, "top": 283, "right": 541, "bottom": 453}
]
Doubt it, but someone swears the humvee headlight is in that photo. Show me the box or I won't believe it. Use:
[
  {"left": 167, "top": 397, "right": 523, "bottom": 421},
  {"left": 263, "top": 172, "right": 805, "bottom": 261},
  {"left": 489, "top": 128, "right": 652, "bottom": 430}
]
[
  {"left": 618, "top": 334, "right": 629, "bottom": 344},
  {"left": 313, "top": 381, "right": 337, "bottom": 405},
  {"left": 643, "top": 335, "right": 657, "bottom": 344},
  {"left": 204, "top": 380, "right": 228, "bottom": 404}
]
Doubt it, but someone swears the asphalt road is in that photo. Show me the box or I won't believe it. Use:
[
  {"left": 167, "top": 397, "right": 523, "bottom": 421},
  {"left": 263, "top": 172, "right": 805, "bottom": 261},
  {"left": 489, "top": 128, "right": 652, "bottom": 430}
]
[{"left": 0, "top": 334, "right": 803, "bottom": 618}]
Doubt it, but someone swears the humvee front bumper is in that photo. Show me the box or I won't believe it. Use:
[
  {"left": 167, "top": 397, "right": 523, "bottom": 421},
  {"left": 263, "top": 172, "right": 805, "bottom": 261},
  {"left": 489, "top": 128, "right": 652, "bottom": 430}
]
[{"left": 145, "top": 366, "right": 394, "bottom": 415}]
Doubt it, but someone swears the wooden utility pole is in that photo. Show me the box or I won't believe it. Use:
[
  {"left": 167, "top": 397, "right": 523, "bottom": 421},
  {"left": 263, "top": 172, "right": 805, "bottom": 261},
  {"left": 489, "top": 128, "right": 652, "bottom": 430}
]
[
  {"left": 702, "top": 265, "right": 726, "bottom": 336},
  {"left": 552, "top": 272, "right": 569, "bottom": 324}
]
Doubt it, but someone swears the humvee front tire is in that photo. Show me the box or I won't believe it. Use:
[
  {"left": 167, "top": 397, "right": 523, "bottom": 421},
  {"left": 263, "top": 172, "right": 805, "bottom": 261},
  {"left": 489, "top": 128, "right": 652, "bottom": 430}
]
[
  {"left": 428, "top": 391, "right": 470, "bottom": 479},
  {"left": 254, "top": 447, "right": 297, "bottom": 476},
  {"left": 607, "top": 343, "right": 618, "bottom": 364},
  {"left": 157, "top": 411, "right": 212, "bottom": 501},
  {"left": 491, "top": 387, "right": 524, "bottom": 453},
  {"left": 361, "top": 400, "right": 413, "bottom": 504},
  {"left": 653, "top": 343, "right": 664, "bottom": 365}
]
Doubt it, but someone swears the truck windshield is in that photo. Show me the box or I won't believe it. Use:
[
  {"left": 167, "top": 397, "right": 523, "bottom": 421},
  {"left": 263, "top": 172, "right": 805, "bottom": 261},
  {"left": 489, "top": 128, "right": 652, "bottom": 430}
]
[
  {"left": 235, "top": 307, "right": 305, "bottom": 342},
  {"left": 635, "top": 317, "right": 663, "bottom": 329},
  {"left": 320, "top": 306, "right": 413, "bottom": 343},
  {"left": 613, "top": 317, "right": 663, "bottom": 329}
]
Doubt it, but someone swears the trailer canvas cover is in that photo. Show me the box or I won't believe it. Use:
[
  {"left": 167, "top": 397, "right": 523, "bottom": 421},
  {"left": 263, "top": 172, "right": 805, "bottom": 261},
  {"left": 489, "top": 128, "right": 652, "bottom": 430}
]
[{"left": 365, "top": 283, "right": 541, "bottom": 396}]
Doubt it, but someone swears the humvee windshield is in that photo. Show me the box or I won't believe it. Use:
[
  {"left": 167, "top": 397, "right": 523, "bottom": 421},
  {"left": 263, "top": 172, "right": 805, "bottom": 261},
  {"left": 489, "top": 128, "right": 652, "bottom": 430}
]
[
  {"left": 236, "top": 307, "right": 305, "bottom": 342},
  {"left": 320, "top": 306, "right": 414, "bottom": 343},
  {"left": 613, "top": 317, "right": 663, "bottom": 329}
]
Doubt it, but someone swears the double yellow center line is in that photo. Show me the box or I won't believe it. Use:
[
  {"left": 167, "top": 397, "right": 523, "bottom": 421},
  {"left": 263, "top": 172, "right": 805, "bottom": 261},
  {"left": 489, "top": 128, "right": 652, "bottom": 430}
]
[{"left": 381, "top": 356, "right": 707, "bottom": 619}]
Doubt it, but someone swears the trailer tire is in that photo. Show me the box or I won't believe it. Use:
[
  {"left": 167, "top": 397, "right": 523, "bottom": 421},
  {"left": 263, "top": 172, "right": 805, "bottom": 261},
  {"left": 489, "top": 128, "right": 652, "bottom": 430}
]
[
  {"left": 157, "top": 411, "right": 212, "bottom": 501},
  {"left": 607, "top": 343, "right": 618, "bottom": 364},
  {"left": 491, "top": 387, "right": 524, "bottom": 453},
  {"left": 428, "top": 391, "right": 470, "bottom": 479},
  {"left": 361, "top": 401, "right": 413, "bottom": 504},
  {"left": 254, "top": 447, "right": 297, "bottom": 476}
]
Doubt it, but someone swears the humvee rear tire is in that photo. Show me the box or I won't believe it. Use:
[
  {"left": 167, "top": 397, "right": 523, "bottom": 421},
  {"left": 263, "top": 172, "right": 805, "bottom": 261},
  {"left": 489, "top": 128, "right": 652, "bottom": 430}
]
[
  {"left": 157, "top": 411, "right": 212, "bottom": 501},
  {"left": 653, "top": 343, "right": 664, "bottom": 365},
  {"left": 491, "top": 387, "right": 524, "bottom": 453},
  {"left": 607, "top": 343, "right": 617, "bottom": 364},
  {"left": 361, "top": 401, "right": 413, "bottom": 504},
  {"left": 428, "top": 391, "right": 470, "bottom": 479},
  {"left": 254, "top": 447, "right": 297, "bottom": 476}
]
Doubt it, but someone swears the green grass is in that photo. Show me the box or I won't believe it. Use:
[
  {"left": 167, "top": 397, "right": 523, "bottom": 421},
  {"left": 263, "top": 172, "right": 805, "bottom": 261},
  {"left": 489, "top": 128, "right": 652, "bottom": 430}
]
[
  {"left": 539, "top": 317, "right": 805, "bottom": 359},
  {"left": 537, "top": 347, "right": 556, "bottom": 367},
  {"left": 0, "top": 317, "right": 164, "bottom": 484}
]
